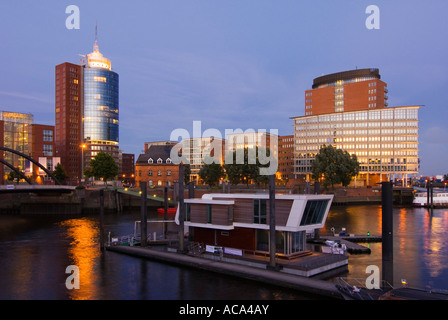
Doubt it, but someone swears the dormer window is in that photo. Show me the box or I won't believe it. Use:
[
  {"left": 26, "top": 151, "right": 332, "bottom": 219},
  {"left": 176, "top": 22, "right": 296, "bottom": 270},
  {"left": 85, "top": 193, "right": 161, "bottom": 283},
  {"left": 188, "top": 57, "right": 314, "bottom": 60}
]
[
  {"left": 157, "top": 158, "right": 163, "bottom": 164},
  {"left": 166, "top": 158, "right": 172, "bottom": 164},
  {"left": 148, "top": 158, "right": 153, "bottom": 164}
]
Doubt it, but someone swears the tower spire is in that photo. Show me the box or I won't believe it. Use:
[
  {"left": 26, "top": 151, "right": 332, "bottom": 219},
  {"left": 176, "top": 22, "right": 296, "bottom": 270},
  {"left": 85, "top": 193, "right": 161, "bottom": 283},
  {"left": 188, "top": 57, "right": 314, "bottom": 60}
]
[{"left": 94, "top": 21, "right": 99, "bottom": 52}]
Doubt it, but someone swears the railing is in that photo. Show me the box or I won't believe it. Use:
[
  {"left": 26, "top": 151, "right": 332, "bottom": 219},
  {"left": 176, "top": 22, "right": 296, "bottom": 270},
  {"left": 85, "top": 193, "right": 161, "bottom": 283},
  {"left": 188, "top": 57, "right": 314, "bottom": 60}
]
[{"left": 187, "top": 242, "right": 206, "bottom": 256}]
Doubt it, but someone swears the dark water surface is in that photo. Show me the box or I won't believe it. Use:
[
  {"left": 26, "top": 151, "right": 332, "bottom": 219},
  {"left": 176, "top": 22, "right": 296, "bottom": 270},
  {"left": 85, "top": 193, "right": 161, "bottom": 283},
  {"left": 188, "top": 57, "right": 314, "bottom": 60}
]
[{"left": 0, "top": 205, "right": 447, "bottom": 300}]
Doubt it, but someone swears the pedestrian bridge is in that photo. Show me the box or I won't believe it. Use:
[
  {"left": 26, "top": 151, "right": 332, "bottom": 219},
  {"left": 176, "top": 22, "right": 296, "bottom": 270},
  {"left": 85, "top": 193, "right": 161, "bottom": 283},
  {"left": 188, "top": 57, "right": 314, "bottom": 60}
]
[
  {"left": 0, "top": 185, "right": 76, "bottom": 194},
  {"left": 116, "top": 188, "right": 177, "bottom": 206}
]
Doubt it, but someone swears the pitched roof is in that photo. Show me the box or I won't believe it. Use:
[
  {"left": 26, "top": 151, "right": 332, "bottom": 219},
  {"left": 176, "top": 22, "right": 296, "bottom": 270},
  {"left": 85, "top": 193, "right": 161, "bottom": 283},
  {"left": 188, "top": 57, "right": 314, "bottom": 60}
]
[{"left": 136, "top": 144, "right": 174, "bottom": 164}]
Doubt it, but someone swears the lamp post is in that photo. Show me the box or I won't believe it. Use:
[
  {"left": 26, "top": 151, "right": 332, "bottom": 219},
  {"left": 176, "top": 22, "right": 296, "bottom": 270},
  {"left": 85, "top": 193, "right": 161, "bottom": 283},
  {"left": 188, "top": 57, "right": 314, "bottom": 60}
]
[{"left": 81, "top": 143, "right": 86, "bottom": 183}]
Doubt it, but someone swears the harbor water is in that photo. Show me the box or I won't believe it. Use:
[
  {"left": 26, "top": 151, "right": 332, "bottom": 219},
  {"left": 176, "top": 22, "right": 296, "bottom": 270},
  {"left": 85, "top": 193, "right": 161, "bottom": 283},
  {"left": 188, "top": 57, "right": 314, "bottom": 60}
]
[{"left": 0, "top": 204, "right": 447, "bottom": 300}]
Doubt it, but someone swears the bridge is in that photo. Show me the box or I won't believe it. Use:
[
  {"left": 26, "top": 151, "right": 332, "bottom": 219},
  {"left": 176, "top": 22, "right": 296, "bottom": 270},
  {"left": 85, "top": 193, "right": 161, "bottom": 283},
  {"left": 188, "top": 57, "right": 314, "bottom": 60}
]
[
  {"left": 117, "top": 188, "right": 177, "bottom": 206},
  {"left": 0, "top": 184, "right": 75, "bottom": 194},
  {"left": 0, "top": 147, "right": 61, "bottom": 185}
]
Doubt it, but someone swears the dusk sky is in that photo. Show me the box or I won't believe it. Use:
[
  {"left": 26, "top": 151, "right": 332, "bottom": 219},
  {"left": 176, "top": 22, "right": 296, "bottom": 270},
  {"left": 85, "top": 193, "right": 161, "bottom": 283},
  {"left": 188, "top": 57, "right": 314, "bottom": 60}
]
[{"left": 1, "top": 1, "right": 447, "bottom": 177}]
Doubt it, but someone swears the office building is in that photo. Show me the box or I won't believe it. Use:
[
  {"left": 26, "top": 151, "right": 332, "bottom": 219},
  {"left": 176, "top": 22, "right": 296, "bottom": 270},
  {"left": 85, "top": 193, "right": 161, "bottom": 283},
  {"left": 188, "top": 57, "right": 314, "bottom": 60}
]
[
  {"left": 55, "top": 26, "right": 120, "bottom": 182},
  {"left": 55, "top": 62, "right": 83, "bottom": 182},
  {"left": 31, "top": 124, "right": 59, "bottom": 183},
  {"left": 293, "top": 69, "right": 420, "bottom": 186},
  {"left": 277, "top": 135, "right": 294, "bottom": 182},
  {"left": 305, "top": 68, "right": 388, "bottom": 116},
  {"left": 0, "top": 111, "right": 58, "bottom": 184}
]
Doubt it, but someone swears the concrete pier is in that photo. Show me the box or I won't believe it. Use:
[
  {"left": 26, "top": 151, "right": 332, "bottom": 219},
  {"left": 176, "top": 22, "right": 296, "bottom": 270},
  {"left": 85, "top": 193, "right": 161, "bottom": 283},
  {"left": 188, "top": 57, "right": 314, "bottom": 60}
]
[{"left": 106, "top": 245, "right": 344, "bottom": 299}]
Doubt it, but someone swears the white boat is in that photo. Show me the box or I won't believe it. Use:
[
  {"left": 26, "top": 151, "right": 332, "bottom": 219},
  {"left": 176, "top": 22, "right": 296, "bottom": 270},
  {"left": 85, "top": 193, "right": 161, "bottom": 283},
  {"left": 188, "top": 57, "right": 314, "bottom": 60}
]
[
  {"left": 323, "top": 239, "right": 347, "bottom": 255},
  {"left": 413, "top": 192, "right": 448, "bottom": 207}
]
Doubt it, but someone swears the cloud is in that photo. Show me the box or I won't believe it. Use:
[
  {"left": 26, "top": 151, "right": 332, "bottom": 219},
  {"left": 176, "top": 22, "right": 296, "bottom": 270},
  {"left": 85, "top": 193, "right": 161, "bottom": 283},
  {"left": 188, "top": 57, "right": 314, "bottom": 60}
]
[{"left": 0, "top": 90, "right": 52, "bottom": 104}]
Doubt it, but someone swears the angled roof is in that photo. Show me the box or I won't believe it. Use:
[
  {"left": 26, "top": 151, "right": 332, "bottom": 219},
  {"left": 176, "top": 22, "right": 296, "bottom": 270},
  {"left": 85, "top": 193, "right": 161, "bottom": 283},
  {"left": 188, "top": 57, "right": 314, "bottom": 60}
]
[{"left": 136, "top": 144, "right": 174, "bottom": 164}]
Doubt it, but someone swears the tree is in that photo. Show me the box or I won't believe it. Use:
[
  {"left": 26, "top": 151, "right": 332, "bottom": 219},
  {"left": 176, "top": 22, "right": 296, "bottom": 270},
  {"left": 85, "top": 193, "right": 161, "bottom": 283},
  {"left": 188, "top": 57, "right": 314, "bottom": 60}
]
[
  {"left": 199, "top": 157, "right": 224, "bottom": 187},
  {"left": 53, "top": 163, "right": 68, "bottom": 184},
  {"left": 183, "top": 163, "right": 191, "bottom": 185},
  {"left": 223, "top": 147, "right": 272, "bottom": 185},
  {"left": 312, "top": 145, "right": 359, "bottom": 189},
  {"left": 7, "top": 170, "right": 22, "bottom": 182},
  {"left": 88, "top": 152, "right": 119, "bottom": 185}
]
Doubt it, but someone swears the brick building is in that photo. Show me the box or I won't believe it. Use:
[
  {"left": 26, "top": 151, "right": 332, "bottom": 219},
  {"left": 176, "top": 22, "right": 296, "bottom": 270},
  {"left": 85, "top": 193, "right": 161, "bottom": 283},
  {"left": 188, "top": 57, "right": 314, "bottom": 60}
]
[
  {"left": 135, "top": 144, "right": 179, "bottom": 188},
  {"left": 305, "top": 68, "right": 388, "bottom": 116}
]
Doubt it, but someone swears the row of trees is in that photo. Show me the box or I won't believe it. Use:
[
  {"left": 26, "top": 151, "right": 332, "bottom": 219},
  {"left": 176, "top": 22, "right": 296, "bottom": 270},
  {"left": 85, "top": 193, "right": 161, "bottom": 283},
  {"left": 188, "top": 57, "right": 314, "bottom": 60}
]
[
  {"left": 44, "top": 145, "right": 359, "bottom": 188},
  {"left": 51, "top": 151, "right": 119, "bottom": 185},
  {"left": 199, "top": 148, "right": 271, "bottom": 186},
  {"left": 198, "top": 145, "right": 360, "bottom": 189}
]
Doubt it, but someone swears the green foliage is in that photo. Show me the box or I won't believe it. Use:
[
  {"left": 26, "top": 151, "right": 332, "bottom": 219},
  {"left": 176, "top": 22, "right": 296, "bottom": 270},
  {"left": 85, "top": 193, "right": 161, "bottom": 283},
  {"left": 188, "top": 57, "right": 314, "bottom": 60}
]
[
  {"left": 183, "top": 163, "right": 191, "bottom": 185},
  {"left": 311, "top": 145, "right": 360, "bottom": 189},
  {"left": 223, "top": 147, "right": 272, "bottom": 185},
  {"left": 7, "top": 170, "right": 22, "bottom": 181},
  {"left": 53, "top": 163, "right": 68, "bottom": 183},
  {"left": 199, "top": 157, "right": 224, "bottom": 186},
  {"left": 88, "top": 152, "right": 119, "bottom": 183}
]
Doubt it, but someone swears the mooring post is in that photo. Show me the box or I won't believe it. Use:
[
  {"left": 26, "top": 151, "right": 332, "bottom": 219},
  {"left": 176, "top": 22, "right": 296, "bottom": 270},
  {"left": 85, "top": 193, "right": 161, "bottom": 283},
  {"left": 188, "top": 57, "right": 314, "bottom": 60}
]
[
  {"left": 164, "top": 186, "right": 168, "bottom": 239},
  {"left": 430, "top": 181, "right": 434, "bottom": 211},
  {"left": 189, "top": 181, "right": 194, "bottom": 199},
  {"left": 178, "top": 164, "right": 185, "bottom": 253},
  {"left": 140, "top": 181, "right": 147, "bottom": 247},
  {"left": 99, "top": 189, "right": 105, "bottom": 251},
  {"left": 381, "top": 181, "right": 394, "bottom": 287},
  {"left": 267, "top": 174, "right": 281, "bottom": 270}
]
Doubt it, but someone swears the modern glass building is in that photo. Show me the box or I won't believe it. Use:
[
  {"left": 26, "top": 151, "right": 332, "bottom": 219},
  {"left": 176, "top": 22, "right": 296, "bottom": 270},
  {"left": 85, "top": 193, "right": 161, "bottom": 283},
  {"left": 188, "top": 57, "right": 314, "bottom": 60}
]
[
  {"left": 0, "top": 111, "right": 33, "bottom": 175},
  {"left": 83, "top": 68, "right": 119, "bottom": 143},
  {"left": 79, "top": 31, "right": 120, "bottom": 171},
  {"left": 80, "top": 37, "right": 119, "bottom": 145},
  {"left": 292, "top": 105, "right": 421, "bottom": 186}
]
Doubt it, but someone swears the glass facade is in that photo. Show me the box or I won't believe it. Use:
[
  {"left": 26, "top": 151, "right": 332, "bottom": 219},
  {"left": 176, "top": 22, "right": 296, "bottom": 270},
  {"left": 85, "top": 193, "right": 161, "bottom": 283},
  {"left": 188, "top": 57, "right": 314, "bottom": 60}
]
[
  {"left": 83, "top": 68, "right": 119, "bottom": 143},
  {"left": 293, "top": 106, "right": 421, "bottom": 184},
  {"left": 0, "top": 112, "right": 33, "bottom": 173}
]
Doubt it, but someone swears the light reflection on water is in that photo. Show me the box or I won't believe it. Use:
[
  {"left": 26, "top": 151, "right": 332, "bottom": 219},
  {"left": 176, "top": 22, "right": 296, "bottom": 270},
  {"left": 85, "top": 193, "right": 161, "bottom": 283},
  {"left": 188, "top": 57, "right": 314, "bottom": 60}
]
[
  {"left": 325, "top": 205, "right": 448, "bottom": 290},
  {"left": 0, "top": 205, "right": 447, "bottom": 299}
]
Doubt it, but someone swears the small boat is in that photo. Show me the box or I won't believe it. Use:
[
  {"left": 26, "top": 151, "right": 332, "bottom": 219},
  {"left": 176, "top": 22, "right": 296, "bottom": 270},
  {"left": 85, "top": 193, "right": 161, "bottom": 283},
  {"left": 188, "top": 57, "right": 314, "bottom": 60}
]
[
  {"left": 323, "top": 239, "right": 347, "bottom": 255},
  {"left": 413, "top": 192, "right": 448, "bottom": 207},
  {"left": 157, "top": 207, "right": 178, "bottom": 215}
]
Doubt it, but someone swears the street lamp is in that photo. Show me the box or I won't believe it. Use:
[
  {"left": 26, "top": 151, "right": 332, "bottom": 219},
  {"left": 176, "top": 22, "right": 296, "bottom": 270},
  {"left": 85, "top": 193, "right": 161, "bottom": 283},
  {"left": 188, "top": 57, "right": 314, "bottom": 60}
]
[{"left": 81, "top": 143, "right": 86, "bottom": 183}]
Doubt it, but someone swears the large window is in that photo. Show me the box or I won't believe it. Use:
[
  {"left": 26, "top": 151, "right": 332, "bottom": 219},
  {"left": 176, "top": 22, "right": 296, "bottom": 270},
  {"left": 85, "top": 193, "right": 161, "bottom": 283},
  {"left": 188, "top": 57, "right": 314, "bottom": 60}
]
[
  {"left": 300, "top": 200, "right": 329, "bottom": 226},
  {"left": 253, "top": 199, "right": 267, "bottom": 224},
  {"left": 207, "top": 204, "right": 212, "bottom": 224}
]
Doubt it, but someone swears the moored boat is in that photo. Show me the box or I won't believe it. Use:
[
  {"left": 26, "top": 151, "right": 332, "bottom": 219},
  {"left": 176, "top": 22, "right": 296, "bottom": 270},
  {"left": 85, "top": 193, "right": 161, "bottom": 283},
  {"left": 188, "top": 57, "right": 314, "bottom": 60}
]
[
  {"left": 157, "top": 207, "right": 178, "bottom": 215},
  {"left": 413, "top": 192, "right": 448, "bottom": 207}
]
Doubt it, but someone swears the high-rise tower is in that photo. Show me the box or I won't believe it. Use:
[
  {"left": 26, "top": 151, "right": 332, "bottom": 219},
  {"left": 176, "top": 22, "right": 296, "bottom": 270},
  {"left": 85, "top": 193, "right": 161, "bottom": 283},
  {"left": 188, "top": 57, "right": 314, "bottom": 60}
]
[
  {"left": 55, "top": 24, "right": 120, "bottom": 182},
  {"left": 79, "top": 24, "right": 120, "bottom": 172}
]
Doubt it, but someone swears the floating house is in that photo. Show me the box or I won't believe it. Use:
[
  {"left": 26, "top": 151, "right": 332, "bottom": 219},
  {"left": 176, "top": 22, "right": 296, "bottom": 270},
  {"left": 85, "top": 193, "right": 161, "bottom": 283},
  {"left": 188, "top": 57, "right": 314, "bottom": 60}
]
[{"left": 175, "top": 193, "right": 334, "bottom": 257}]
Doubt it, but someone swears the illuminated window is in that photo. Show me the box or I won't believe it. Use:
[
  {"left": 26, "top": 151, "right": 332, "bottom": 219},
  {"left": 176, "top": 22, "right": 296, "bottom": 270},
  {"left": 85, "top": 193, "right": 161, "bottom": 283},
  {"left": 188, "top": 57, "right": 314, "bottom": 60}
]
[{"left": 93, "top": 76, "right": 107, "bottom": 83}]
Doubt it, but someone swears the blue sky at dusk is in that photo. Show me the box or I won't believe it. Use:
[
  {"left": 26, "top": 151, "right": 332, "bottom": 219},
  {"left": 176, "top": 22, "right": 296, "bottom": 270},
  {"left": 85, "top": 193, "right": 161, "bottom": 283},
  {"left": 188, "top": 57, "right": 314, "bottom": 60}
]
[{"left": 0, "top": 1, "right": 447, "bottom": 176}]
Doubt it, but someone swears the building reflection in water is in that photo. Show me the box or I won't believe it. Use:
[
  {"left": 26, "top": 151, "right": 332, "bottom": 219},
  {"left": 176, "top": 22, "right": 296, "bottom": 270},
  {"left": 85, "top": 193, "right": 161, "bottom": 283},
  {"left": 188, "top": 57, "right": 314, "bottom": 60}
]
[{"left": 59, "top": 217, "right": 101, "bottom": 300}]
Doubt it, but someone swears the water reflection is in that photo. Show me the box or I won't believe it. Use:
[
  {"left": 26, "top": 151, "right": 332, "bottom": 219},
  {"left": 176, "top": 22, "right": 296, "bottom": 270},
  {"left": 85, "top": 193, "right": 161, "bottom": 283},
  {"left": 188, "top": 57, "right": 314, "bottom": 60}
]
[
  {"left": 1, "top": 205, "right": 448, "bottom": 299},
  {"left": 325, "top": 205, "right": 448, "bottom": 289}
]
